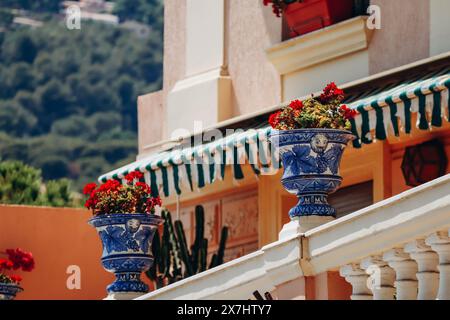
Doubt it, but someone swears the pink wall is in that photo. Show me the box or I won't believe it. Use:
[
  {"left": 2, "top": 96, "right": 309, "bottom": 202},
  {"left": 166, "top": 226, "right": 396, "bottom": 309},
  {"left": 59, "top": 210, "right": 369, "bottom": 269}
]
[
  {"left": 369, "top": 0, "right": 430, "bottom": 74},
  {"left": 0, "top": 205, "right": 116, "bottom": 300},
  {"left": 138, "top": 91, "right": 164, "bottom": 155},
  {"left": 228, "top": 0, "right": 282, "bottom": 116}
]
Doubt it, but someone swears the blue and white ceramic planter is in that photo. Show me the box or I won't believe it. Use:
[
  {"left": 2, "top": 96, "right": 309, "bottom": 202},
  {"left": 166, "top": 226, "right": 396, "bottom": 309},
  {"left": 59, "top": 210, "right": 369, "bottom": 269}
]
[
  {"left": 89, "top": 214, "right": 163, "bottom": 295},
  {"left": 0, "top": 283, "right": 23, "bottom": 300},
  {"left": 270, "top": 129, "right": 354, "bottom": 218}
]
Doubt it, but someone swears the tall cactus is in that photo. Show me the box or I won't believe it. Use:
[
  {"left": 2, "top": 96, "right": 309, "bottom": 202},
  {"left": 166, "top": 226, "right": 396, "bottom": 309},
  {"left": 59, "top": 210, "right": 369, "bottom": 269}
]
[{"left": 146, "top": 205, "right": 229, "bottom": 289}]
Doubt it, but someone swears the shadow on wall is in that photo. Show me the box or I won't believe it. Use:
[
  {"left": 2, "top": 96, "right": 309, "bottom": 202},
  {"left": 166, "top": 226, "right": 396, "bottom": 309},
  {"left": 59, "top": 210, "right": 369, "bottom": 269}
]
[{"left": 0, "top": 205, "right": 128, "bottom": 300}]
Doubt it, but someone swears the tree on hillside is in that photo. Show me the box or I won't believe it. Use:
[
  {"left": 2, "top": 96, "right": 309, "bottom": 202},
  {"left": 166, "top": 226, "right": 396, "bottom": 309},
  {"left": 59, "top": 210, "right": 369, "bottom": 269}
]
[
  {"left": 0, "top": 9, "right": 163, "bottom": 191},
  {"left": 0, "top": 160, "right": 42, "bottom": 205},
  {"left": 0, "top": 160, "right": 75, "bottom": 207}
]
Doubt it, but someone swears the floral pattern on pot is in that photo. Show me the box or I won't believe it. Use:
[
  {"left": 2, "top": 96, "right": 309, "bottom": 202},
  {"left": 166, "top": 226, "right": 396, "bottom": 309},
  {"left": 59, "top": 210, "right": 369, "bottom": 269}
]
[
  {"left": 89, "top": 214, "right": 163, "bottom": 294},
  {"left": 271, "top": 128, "right": 354, "bottom": 218},
  {"left": 0, "top": 283, "right": 23, "bottom": 300}
]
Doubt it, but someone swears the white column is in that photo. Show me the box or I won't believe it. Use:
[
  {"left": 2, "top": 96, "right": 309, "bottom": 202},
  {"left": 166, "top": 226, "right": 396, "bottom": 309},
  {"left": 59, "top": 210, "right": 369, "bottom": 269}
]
[
  {"left": 426, "top": 231, "right": 450, "bottom": 300},
  {"left": 404, "top": 239, "right": 439, "bottom": 300},
  {"left": 340, "top": 264, "right": 373, "bottom": 300},
  {"left": 361, "top": 255, "right": 395, "bottom": 300},
  {"left": 383, "top": 248, "right": 418, "bottom": 300}
]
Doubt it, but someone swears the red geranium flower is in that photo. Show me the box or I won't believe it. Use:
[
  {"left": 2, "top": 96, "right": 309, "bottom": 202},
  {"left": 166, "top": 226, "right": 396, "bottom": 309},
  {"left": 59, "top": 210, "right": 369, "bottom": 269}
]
[
  {"left": 10, "top": 275, "right": 22, "bottom": 283},
  {"left": 82, "top": 183, "right": 97, "bottom": 195},
  {"left": 125, "top": 171, "right": 144, "bottom": 182},
  {"left": 99, "top": 179, "right": 121, "bottom": 192},
  {"left": 6, "top": 248, "right": 35, "bottom": 272},
  {"left": 320, "top": 82, "right": 345, "bottom": 103},
  {"left": 340, "top": 104, "right": 357, "bottom": 120},
  {"left": 135, "top": 182, "right": 151, "bottom": 194},
  {"left": 0, "top": 259, "right": 13, "bottom": 270},
  {"left": 269, "top": 111, "right": 281, "bottom": 129},
  {"left": 289, "top": 99, "right": 303, "bottom": 111}
]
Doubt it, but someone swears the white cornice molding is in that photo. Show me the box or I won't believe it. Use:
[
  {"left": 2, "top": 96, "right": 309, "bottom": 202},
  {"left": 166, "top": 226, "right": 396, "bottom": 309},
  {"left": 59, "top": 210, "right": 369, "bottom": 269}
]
[{"left": 266, "top": 16, "right": 373, "bottom": 75}]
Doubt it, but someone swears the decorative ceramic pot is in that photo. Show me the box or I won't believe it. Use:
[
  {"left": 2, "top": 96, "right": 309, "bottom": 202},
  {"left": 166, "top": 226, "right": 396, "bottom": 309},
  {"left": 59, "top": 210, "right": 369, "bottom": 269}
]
[
  {"left": 270, "top": 129, "right": 354, "bottom": 218},
  {"left": 0, "top": 283, "right": 23, "bottom": 300},
  {"left": 89, "top": 214, "right": 163, "bottom": 295},
  {"left": 284, "top": 0, "right": 353, "bottom": 38}
]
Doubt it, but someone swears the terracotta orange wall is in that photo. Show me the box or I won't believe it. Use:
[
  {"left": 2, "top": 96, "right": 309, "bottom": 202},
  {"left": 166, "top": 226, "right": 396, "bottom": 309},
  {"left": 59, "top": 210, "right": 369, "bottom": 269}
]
[{"left": 0, "top": 205, "right": 116, "bottom": 300}]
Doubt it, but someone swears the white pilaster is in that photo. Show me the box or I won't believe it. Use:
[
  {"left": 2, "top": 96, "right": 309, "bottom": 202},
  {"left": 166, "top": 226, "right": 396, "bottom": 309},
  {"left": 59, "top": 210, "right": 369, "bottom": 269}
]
[
  {"left": 426, "top": 231, "right": 450, "bottom": 300},
  {"left": 361, "top": 255, "right": 395, "bottom": 300},
  {"left": 383, "top": 248, "right": 418, "bottom": 300},
  {"left": 340, "top": 264, "right": 373, "bottom": 300},
  {"left": 404, "top": 239, "right": 439, "bottom": 300}
]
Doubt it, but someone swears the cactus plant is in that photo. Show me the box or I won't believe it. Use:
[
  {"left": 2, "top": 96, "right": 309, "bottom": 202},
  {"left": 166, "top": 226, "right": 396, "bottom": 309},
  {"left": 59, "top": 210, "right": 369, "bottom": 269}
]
[{"left": 146, "top": 205, "right": 229, "bottom": 289}]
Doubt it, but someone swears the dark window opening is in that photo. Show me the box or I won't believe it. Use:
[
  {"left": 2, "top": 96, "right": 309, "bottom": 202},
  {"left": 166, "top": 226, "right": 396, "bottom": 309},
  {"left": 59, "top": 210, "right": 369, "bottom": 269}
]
[{"left": 328, "top": 180, "right": 373, "bottom": 219}]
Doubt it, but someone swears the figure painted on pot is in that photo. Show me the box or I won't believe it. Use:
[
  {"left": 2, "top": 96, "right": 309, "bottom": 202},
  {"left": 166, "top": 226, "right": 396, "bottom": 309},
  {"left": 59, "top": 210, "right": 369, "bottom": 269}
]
[{"left": 269, "top": 83, "right": 356, "bottom": 219}]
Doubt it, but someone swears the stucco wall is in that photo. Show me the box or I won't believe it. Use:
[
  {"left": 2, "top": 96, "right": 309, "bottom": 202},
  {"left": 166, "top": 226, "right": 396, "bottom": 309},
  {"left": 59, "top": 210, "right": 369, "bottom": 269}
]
[
  {"left": 137, "top": 91, "right": 164, "bottom": 156},
  {"left": 228, "top": 0, "right": 282, "bottom": 115},
  {"left": 0, "top": 205, "right": 117, "bottom": 300},
  {"left": 369, "top": 0, "right": 430, "bottom": 74}
]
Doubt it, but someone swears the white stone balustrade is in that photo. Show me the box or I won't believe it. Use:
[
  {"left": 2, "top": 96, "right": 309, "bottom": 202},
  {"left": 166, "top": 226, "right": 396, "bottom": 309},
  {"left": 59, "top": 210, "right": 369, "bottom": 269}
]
[
  {"left": 426, "top": 231, "right": 450, "bottom": 300},
  {"left": 135, "top": 175, "right": 450, "bottom": 301},
  {"left": 383, "top": 248, "right": 418, "bottom": 300},
  {"left": 340, "top": 264, "right": 373, "bottom": 300},
  {"left": 360, "top": 256, "right": 395, "bottom": 300},
  {"left": 404, "top": 239, "right": 439, "bottom": 300}
]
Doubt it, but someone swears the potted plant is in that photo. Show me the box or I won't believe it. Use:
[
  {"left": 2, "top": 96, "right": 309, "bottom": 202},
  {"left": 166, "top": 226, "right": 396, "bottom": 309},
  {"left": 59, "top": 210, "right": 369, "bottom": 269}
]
[
  {"left": 0, "top": 248, "right": 35, "bottom": 300},
  {"left": 84, "top": 171, "right": 163, "bottom": 297},
  {"left": 263, "top": 0, "right": 354, "bottom": 38},
  {"left": 269, "top": 83, "right": 356, "bottom": 218}
]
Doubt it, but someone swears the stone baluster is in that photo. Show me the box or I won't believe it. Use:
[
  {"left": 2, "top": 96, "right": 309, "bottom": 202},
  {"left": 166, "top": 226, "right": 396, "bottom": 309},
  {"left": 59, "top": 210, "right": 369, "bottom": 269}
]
[
  {"left": 340, "top": 263, "right": 373, "bottom": 300},
  {"left": 426, "top": 231, "right": 450, "bottom": 300},
  {"left": 360, "top": 255, "right": 396, "bottom": 300},
  {"left": 404, "top": 239, "right": 439, "bottom": 300},
  {"left": 383, "top": 248, "right": 418, "bottom": 300}
]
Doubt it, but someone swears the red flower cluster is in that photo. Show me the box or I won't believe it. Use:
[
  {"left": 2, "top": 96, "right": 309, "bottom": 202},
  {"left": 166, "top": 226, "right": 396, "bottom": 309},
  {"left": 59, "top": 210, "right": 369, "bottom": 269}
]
[
  {"left": 10, "top": 275, "right": 22, "bottom": 283},
  {"left": 289, "top": 99, "right": 303, "bottom": 111},
  {"left": 136, "top": 182, "right": 151, "bottom": 193},
  {"left": 0, "top": 248, "right": 34, "bottom": 285},
  {"left": 99, "top": 179, "right": 121, "bottom": 192},
  {"left": 340, "top": 105, "right": 357, "bottom": 120},
  {"left": 269, "top": 111, "right": 281, "bottom": 128},
  {"left": 0, "top": 259, "right": 13, "bottom": 270},
  {"left": 269, "top": 82, "right": 356, "bottom": 131},
  {"left": 83, "top": 171, "right": 162, "bottom": 216},
  {"left": 320, "top": 82, "right": 345, "bottom": 103},
  {"left": 125, "top": 171, "right": 144, "bottom": 182},
  {"left": 6, "top": 248, "right": 35, "bottom": 272},
  {"left": 83, "top": 183, "right": 97, "bottom": 195}
]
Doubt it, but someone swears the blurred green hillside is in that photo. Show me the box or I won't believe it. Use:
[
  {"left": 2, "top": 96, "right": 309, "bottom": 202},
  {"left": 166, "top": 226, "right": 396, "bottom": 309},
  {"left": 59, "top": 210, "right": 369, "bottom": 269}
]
[{"left": 0, "top": 0, "right": 163, "bottom": 198}]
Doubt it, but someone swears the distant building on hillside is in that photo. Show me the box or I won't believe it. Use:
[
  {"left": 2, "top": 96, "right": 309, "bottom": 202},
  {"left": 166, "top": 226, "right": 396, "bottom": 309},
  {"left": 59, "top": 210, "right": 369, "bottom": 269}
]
[
  {"left": 63, "top": 0, "right": 114, "bottom": 14},
  {"left": 62, "top": 0, "right": 118, "bottom": 25},
  {"left": 120, "top": 20, "right": 152, "bottom": 38}
]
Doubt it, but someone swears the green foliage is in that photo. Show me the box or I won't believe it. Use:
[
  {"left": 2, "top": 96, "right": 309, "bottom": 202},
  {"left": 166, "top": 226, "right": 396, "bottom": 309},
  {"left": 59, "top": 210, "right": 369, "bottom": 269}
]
[
  {"left": 41, "top": 178, "right": 72, "bottom": 207},
  {"left": 0, "top": 1, "right": 63, "bottom": 13},
  {"left": 0, "top": 160, "right": 41, "bottom": 205},
  {"left": 147, "top": 206, "right": 229, "bottom": 289},
  {"left": 0, "top": 160, "right": 75, "bottom": 207},
  {"left": 0, "top": 5, "right": 163, "bottom": 192},
  {"left": 113, "top": 0, "right": 164, "bottom": 29}
]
